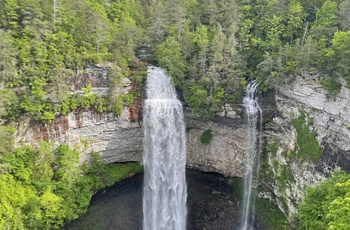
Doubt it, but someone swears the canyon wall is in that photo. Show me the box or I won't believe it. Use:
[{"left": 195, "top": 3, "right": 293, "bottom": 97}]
[
  {"left": 185, "top": 115, "right": 247, "bottom": 178},
  {"left": 13, "top": 66, "right": 350, "bottom": 218},
  {"left": 14, "top": 64, "right": 248, "bottom": 178},
  {"left": 260, "top": 72, "right": 350, "bottom": 216},
  {"left": 15, "top": 109, "right": 143, "bottom": 163},
  {"left": 14, "top": 108, "right": 249, "bottom": 178}
]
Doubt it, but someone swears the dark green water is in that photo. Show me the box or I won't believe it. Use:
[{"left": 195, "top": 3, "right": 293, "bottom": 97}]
[{"left": 64, "top": 169, "right": 242, "bottom": 230}]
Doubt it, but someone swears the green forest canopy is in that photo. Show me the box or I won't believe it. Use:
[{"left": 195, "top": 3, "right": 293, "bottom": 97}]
[
  {"left": 0, "top": 0, "right": 350, "bottom": 228},
  {"left": 0, "top": 142, "right": 143, "bottom": 229},
  {"left": 0, "top": 0, "right": 349, "bottom": 122},
  {"left": 298, "top": 171, "right": 350, "bottom": 230}
]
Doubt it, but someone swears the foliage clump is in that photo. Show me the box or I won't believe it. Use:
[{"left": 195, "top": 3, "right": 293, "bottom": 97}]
[
  {"left": 200, "top": 129, "right": 213, "bottom": 144},
  {"left": 319, "top": 77, "right": 342, "bottom": 94},
  {"left": 298, "top": 171, "right": 350, "bottom": 230},
  {"left": 291, "top": 112, "right": 322, "bottom": 162},
  {"left": 0, "top": 125, "right": 16, "bottom": 154},
  {"left": 255, "top": 197, "right": 288, "bottom": 230},
  {"left": 0, "top": 142, "right": 143, "bottom": 229}
]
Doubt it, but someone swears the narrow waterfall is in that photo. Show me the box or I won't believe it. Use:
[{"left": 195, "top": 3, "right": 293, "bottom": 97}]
[
  {"left": 240, "top": 81, "right": 262, "bottom": 230},
  {"left": 143, "top": 67, "right": 187, "bottom": 230}
]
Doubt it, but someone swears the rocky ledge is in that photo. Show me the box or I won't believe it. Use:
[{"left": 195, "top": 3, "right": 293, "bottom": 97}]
[{"left": 15, "top": 108, "right": 249, "bottom": 178}]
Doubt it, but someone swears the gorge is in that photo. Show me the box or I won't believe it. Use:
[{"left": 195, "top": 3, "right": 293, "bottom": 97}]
[
  {"left": 1, "top": 0, "right": 350, "bottom": 228},
  {"left": 12, "top": 64, "right": 350, "bottom": 228}
]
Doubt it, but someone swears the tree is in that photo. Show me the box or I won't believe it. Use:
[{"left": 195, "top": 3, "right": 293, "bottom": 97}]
[
  {"left": 307, "top": 0, "right": 339, "bottom": 73},
  {"left": 259, "top": 15, "right": 284, "bottom": 52},
  {"left": 217, "top": 0, "right": 240, "bottom": 29},
  {"left": 0, "top": 125, "right": 15, "bottom": 155},
  {"left": 31, "top": 142, "right": 55, "bottom": 190},
  {"left": 326, "top": 179, "right": 350, "bottom": 230},
  {"left": 190, "top": 24, "right": 210, "bottom": 83},
  {"left": 167, "top": 0, "right": 188, "bottom": 42},
  {"left": 184, "top": 84, "right": 224, "bottom": 120},
  {"left": 0, "top": 88, "right": 20, "bottom": 120},
  {"left": 338, "top": 0, "right": 350, "bottom": 31},
  {"left": 155, "top": 36, "right": 187, "bottom": 86},
  {"left": 147, "top": 2, "right": 168, "bottom": 46},
  {"left": 0, "top": 174, "right": 28, "bottom": 229},
  {"left": 327, "top": 31, "right": 350, "bottom": 83},
  {"left": 298, "top": 171, "right": 350, "bottom": 229},
  {"left": 311, "top": 0, "right": 338, "bottom": 40},
  {"left": 297, "top": 36, "right": 318, "bottom": 70},
  {"left": 315, "top": 0, "right": 338, "bottom": 28},
  {"left": 284, "top": 0, "right": 307, "bottom": 43},
  {"left": 0, "top": 30, "right": 18, "bottom": 85},
  {"left": 40, "top": 186, "right": 65, "bottom": 228},
  {"left": 201, "top": 0, "right": 218, "bottom": 25},
  {"left": 207, "top": 24, "right": 227, "bottom": 91},
  {"left": 3, "top": 0, "right": 20, "bottom": 29},
  {"left": 54, "top": 144, "right": 80, "bottom": 185}
]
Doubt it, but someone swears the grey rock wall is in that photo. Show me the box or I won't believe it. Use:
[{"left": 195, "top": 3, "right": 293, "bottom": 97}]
[
  {"left": 261, "top": 74, "right": 350, "bottom": 217},
  {"left": 185, "top": 115, "right": 247, "bottom": 178},
  {"left": 14, "top": 109, "right": 248, "bottom": 178},
  {"left": 15, "top": 109, "right": 143, "bottom": 163},
  {"left": 13, "top": 65, "right": 350, "bottom": 219}
]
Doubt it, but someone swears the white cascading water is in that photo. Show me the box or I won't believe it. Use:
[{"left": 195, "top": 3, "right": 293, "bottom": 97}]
[
  {"left": 240, "top": 81, "right": 262, "bottom": 230},
  {"left": 143, "top": 67, "right": 187, "bottom": 230}
]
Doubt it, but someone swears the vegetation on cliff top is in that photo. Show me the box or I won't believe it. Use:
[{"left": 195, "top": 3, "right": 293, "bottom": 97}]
[
  {"left": 146, "top": 0, "right": 350, "bottom": 119},
  {"left": 0, "top": 0, "right": 350, "bottom": 228},
  {"left": 1, "top": 0, "right": 349, "bottom": 123},
  {"left": 0, "top": 0, "right": 146, "bottom": 123}
]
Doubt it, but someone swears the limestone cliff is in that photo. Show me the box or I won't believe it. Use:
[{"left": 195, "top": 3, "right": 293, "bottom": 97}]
[
  {"left": 14, "top": 108, "right": 249, "bottom": 178},
  {"left": 15, "top": 109, "right": 143, "bottom": 163},
  {"left": 185, "top": 114, "right": 247, "bottom": 178},
  {"left": 260, "top": 72, "right": 350, "bottom": 217},
  {"left": 13, "top": 66, "right": 350, "bottom": 219},
  {"left": 14, "top": 64, "right": 144, "bottom": 163}
]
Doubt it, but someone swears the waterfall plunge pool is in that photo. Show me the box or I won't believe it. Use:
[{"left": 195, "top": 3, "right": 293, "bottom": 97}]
[
  {"left": 65, "top": 169, "right": 240, "bottom": 230},
  {"left": 64, "top": 169, "right": 277, "bottom": 230}
]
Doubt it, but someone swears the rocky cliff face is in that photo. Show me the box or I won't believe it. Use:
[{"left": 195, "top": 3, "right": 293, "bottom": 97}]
[
  {"left": 15, "top": 64, "right": 144, "bottom": 163},
  {"left": 14, "top": 109, "right": 249, "bottom": 178},
  {"left": 260, "top": 73, "right": 350, "bottom": 217},
  {"left": 185, "top": 115, "right": 247, "bottom": 178},
  {"left": 13, "top": 66, "right": 350, "bottom": 219},
  {"left": 15, "top": 109, "right": 143, "bottom": 163}
]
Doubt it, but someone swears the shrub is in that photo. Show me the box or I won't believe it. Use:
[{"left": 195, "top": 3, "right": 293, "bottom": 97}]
[
  {"left": 319, "top": 77, "right": 342, "bottom": 94},
  {"left": 200, "top": 129, "right": 213, "bottom": 144}
]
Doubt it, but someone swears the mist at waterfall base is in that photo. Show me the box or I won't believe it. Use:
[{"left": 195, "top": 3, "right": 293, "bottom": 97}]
[
  {"left": 240, "top": 82, "right": 262, "bottom": 230},
  {"left": 142, "top": 67, "right": 187, "bottom": 230}
]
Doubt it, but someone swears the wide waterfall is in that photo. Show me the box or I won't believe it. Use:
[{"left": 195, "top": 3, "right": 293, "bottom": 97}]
[
  {"left": 143, "top": 67, "right": 187, "bottom": 230},
  {"left": 240, "top": 81, "right": 262, "bottom": 230}
]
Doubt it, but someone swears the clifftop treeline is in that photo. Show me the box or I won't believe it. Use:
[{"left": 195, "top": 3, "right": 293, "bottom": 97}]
[
  {"left": 0, "top": 0, "right": 146, "bottom": 124},
  {"left": 0, "top": 0, "right": 350, "bottom": 229},
  {"left": 0, "top": 0, "right": 349, "bottom": 123}
]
